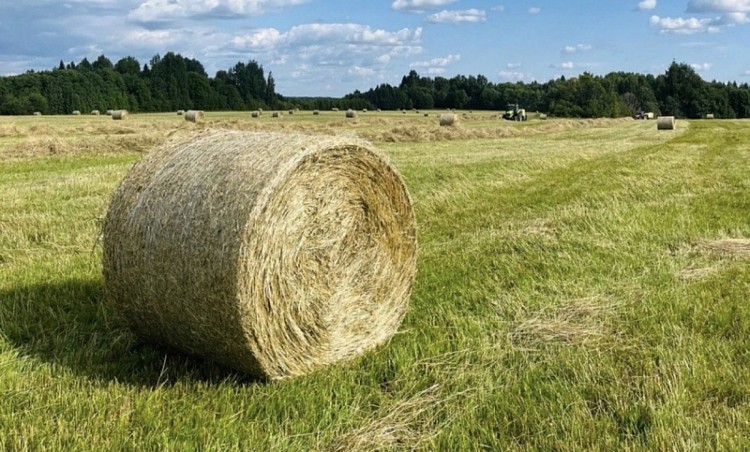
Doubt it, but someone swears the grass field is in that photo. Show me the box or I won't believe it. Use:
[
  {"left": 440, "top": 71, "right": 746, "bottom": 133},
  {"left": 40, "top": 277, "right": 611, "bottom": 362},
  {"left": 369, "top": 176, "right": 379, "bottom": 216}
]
[{"left": 1, "top": 112, "right": 749, "bottom": 449}]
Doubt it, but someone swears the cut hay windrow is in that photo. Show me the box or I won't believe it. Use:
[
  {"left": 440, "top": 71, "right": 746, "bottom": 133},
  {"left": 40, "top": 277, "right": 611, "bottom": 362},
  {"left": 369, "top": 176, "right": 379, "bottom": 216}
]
[
  {"left": 185, "top": 110, "right": 204, "bottom": 123},
  {"left": 102, "top": 131, "right": 417, "bottom": 379},
  {"left": 112, "top": 110, "right": 128, "bottom": 120},
  {"left": 657, "top": 116, "right": 675, "bottom": 130}
]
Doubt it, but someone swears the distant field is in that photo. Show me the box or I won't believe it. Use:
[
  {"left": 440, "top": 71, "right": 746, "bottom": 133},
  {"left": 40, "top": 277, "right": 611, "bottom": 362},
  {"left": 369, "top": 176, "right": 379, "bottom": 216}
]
[{"left": 1, "top": 112, "right": 749, "bottom": 449}]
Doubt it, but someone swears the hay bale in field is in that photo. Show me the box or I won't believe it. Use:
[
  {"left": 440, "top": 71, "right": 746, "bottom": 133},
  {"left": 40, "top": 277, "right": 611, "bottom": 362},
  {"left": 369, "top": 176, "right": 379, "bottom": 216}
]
[
  {"left": 657, "top": 116, "right": 675, "bottom": 130},
  {"left": 706, "top": 113, "right": 715, "bottom": 119},
  {"left": 313, "top": 110, "right": 320, "bottom": 115},
  {"left": 33, "top": 111, "right": 42, "bottom": 116},
  {"left": 439, "top": 113, "right": 459, "bottom": 127},
  {"left": 185, "top": 110, "right": 204, "bottom": 123},
  {"left": 346, "top": 109, "right": 358, "bottom": 119},
  {"left": 112, "top": 110, "right": 128, "bottom": 120},
  {"left": 539, "top": 113, "right": 548, "bottom": 120},
  {"left": 272, "top": 111, "right": 282, "bottom": 118},
  {"left": 423, "top": 113, "right": 429, "bottom": 117},
  {"left": 72, "top": 110, "right": 81, "bottom": 115},
  {"left": 332, "top": 107, "right": 339, "bottom": 112},
  {"left": 362, "top": 108, "right": 368, "bottom": 113},
  {"left": 91, "top": 110, "right": 101, "bottom": 116},
  {"left": 102, "top": 131, "right": 417, "bottom": 379},
  {"left": 288, "top": 110, "right": 294, "bottom": 115},
  {"left": 251, "top": 111, "right": 261, "bottom": 118},
  {"left": 106, "top": 110, "right": 113, "bottom": 116},
  {"left": 177, "top": 110, "right": 185, "bottom": 115}
]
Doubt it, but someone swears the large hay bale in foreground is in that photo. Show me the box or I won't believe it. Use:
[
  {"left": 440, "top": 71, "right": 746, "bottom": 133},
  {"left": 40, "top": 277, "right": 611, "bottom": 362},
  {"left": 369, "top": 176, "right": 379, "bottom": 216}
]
[
  {"left": 657, "top": 116, "right": 675, "bottom": 130},
  {"left": 439, "top": 113, "right": 459, "bottom": 126},
  {"left": 112, "top": 110, "right": 128, "bottom": 120},
  {"left": 185, "top": 110, "right": 204, "bottom": 123},
  {"left": 102, "top": 131, "right": 417, "bottom": 379}
]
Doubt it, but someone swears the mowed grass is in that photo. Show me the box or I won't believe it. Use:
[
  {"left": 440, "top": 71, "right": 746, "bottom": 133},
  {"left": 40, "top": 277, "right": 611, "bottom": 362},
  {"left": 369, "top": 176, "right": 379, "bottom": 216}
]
[{"left": 1, "top": 114, "right": 749, "bottom": 449}]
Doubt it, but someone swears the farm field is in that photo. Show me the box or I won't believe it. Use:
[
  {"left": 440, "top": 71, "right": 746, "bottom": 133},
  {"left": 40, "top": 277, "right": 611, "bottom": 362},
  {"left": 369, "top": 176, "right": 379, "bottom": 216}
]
[{"left": 1, "top": 112, "right": 749, "bottom": 449}]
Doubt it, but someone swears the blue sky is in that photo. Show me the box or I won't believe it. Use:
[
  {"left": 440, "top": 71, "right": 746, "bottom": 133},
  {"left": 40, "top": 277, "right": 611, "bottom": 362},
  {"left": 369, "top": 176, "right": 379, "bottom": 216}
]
[{"left": 1, "top": 0, "right": 749, "bottom": 96}]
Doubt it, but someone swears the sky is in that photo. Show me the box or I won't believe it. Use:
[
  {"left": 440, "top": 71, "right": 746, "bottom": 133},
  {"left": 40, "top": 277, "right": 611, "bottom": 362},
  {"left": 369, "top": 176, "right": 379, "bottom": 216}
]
[{"left": 1, "top": 0, "right": 750, "bottom": 96}]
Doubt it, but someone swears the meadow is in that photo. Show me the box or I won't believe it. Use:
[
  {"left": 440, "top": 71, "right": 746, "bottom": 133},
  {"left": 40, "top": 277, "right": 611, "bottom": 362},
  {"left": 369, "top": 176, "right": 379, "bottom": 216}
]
[{"left": 1, "top": 111, "right": 749, "bottom": 450}]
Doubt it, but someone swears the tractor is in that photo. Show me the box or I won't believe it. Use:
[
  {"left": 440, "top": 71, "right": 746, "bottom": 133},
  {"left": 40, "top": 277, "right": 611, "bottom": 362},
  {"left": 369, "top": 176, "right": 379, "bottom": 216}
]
[{"left": 502, "top": 104, "right": 527, "bottom": 121}]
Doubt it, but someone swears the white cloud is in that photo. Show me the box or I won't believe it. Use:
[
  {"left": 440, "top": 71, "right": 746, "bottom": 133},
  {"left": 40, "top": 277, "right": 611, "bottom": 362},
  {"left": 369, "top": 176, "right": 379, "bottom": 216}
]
[
  {"left": 528, "top": 7, "right": 541, "bottom": 14},
  {"left": 498, "top": 70, "right": 526, "bottom": 81},
  {"left": 687, "top": 0, "right": 750, "bottom": 13},
  {"left": 637, "top": 0, "right": 657, "bottom": 10},
  {"left": 690, "top": 62, "right": 713, "bottom": 71},
  {"left": 410, "top": 54, "right": 460, "bottom": 74},
  {"left": 559, "top": 61, "right": 575, "bottom": 69},
  {"left": 129, "top": 0, "right": 310, "bottom": 21},
  {"left": 563, "top": 44, "right": 592, "bottom": 53},
  {"left": 491, "top": 5, "right": 505, "bottom": 12},
  {"left": 425, "top": 9, "right": 486, "bottom": 23},
  {"left": 391, "top": 0, "right": 457, "bottom": 12},
  {"left": 348, "top": 66, "right": 377, "bottom": 77},
  {"left": 506, "top": 62, "right": 521, "bottom": 69},
  {"left": 742, "top": 69, "right": 750, "bottom": 76},
  {"left": 649, "top": 15, "right": 719, "bottom": 33}
]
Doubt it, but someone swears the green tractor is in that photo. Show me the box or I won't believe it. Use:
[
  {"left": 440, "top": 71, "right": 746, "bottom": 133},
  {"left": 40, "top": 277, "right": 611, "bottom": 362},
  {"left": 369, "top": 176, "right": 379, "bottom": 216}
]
[{"left": 502, "top": 103, "right": 527, "bottom": 121}]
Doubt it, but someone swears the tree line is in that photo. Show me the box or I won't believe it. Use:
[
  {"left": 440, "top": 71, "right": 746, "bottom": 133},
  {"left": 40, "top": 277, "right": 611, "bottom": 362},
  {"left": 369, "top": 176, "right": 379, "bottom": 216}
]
[{"left": 2, "top": 53, "right": 749, "bottom": 119}]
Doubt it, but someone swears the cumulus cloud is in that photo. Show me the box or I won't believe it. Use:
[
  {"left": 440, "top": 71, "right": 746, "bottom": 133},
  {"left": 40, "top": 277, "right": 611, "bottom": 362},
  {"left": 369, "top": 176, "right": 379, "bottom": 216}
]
[
  {"left": 506, "top": 62, "right": 521, "bottom": 69},
  {"left": 129, "top": 0, "right": 309, "bottom": 21},
  {"left": 742, "top": 69, "right": 750, "bottom": 76},
  {"left": 690, "top": 62, "right": 713, "bottom": 71},
  {"left": 498, "top": 70, "right": 526, "bottom": 81},
  {"left": 528, "top": 7, "right": 541, "bottom": 14},
  {"left": 491, "top": 5, "right": 505, "bottom": 12},
  {"left": 556, "top": 61, "right": 575, "bottom": 69},
  {"left": 563, "top": 44, "right": 592, "bottom": 53},
  {"left": 391, "top": 0, "right": 457, "bottom": 11},
  {"left": 410, "top": 54, "right": 460, "bottom": 73},
  {"left": 687, "top": 0, "right": 750, "bottom": 13},
  {"left": 650, "top": 15, "right": 719, "bottom": 33},
  {"left": 425, "top": 9, "right": 486, "bottom": 23},
  {"left": 637, "top": 0, "right": 657, "bottom": 10}
]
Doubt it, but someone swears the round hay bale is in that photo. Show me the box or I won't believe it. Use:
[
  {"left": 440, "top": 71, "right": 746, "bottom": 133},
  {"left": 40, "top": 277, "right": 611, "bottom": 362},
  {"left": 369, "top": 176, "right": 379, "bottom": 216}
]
[
  {"left": 706, "top": 113, "right": 715, "bottom": 119},
  {"left": 185, "top": 110, "right": 205, "bottom": 123},
  {"left": 272, "top": 112, "right": 282, "bottom": 118},
  {"left": 112, "top": 110, "right": 128, "bottom": 120},
  {"left": 539, "top": 113, "right": 548, "bottom": 120},
  {"left": 177, "top": 110, "right": 185, "bottom": 115},
  {"left": 103, "top": 131, "right": 417, "bottom": 379},
  {"left": 106, "top": 110, "right": 113, "bottom": 116},
  {"left": 72, "top": 110, "right": 81, "bottom": 116},
  {"left": 332, "top": 107, "right": 339, "bottom": 112},
  {"left": 362, "top": 108, "right": 368, "bottom": 113},
  {"left": 376, "top": 108, "right": 382, "bottom": 112},
  {"left": 423, "top": 113, "right": 429, "bottom": 117},
  {"left": 251, "top": 111, "right": 261, "bottom": 118},
  {"left": 91, "top": 110, "right": 101, "bottom": 116},
  {"left": 346, "top": 109, "right": 358, "bottom": 119},
  {"left": 288, "top": 110, "right": 294, "bottom": 115},
  {"left": 657, "top": 116, "right": 675, "bottom": 130},
  {"left": 33, "top": 111, "right": 42, "bottom": 116},
  {"left": 313, "top": 110, "right": 320, "bottom": 115},
  {"left": 439, "top": 113, "right": 459, "bottom": 127}
]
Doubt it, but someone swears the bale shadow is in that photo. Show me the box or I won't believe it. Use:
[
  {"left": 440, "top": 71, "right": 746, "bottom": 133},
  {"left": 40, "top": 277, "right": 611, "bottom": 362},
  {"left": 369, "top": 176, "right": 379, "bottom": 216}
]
[{"left": 0, "top": 278, "right": 260, "bottom": 386}]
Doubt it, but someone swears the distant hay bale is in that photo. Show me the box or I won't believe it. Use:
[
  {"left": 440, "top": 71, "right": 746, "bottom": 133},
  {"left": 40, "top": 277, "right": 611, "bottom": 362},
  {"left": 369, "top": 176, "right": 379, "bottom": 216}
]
[
  {"left": 415, "top": 110, "right": 420, "bottom": 114},
  {"left": 33, "top": 111, "right": 42, "bottom": 116},
  {"left": 402, "top": 111, "right": 407, "bottom": 114},
  {"left": 112, "top": 110, "right": 128, "bottom": 120},
  {"left": 706, "top": 113, "right": 715, "bottom": 119},
  {"left": 177, "top": 110, "right": 185, "bottom": 115},
  {"left": 362, "top": 108, "right": 368, "bottom": 113},
  {"left": 288, "top": 110, "right": 294, "bottom": 115},
  {"left": 313, "top": 110, "right": 320, "bottom": 115},
  {"left": 346, "top": 109, "right": 358, "bottom": 119},
  {"left": 332, "top": 108, "right": 339, "bottom": 112},
  {"left": 185, "top": 110, "right": 204, "bottom": 123},
  {"left": 423, "top": 113, "right": 429, "bottom": 117},
  {"left": 251, "top": 111, "right": 261, "bottom": 118},
  {"left": 657, "top": 116, "right": 675, "bottom": 130},
  {"left": 72, "top": 110, "right": 81, "bottom": 116},
  {"left": 272, "top": 112, "right": 282, "bottom": 118},
  {"left": 439, "top": 113, "right": 459, "bottom": 127},
  {"left": 106, "top": 110, "right": 113, "bottom": 116},
  {"left": 102, "top": 131, "right": 417, "bottom": 379},
  {"left": 376, "top": 108, "right": 382, "bottom": 112},
  {"left": 91, "top": 110, "right": 100, "bottom": 116},
  {"left": 539, "top": 113, "right": 548, "bottom": 120}
]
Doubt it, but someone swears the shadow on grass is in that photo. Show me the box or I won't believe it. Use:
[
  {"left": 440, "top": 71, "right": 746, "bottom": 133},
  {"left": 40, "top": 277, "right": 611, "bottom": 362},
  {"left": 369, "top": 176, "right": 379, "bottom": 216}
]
[{"left": 0, "top": 278, "right": 261, "bottom": 386}]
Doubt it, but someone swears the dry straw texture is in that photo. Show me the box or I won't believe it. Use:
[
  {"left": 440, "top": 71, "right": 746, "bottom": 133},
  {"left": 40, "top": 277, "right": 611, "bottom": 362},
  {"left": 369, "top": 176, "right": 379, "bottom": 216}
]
[
  {"left": 102, "top": 130, "right": 417, "bottom": 379},
  {"left": 657, "top": 116, "right": 675, "bottom": 130},
  {"left": 112, "top": 110, "right": 128, "bottom": 120},
  {"left": 439, "top": 113, "right": 459, "bottom": 127},
  {"left": 185, "top": 110, "right": 205, "bottom": 123},
  {"left": 346, "top": 109, "right": 358, "bottom": 119}
]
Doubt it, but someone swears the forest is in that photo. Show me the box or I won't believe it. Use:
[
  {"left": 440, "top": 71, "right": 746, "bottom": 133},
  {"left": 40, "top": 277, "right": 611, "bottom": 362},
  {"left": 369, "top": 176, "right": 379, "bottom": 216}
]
[{"left": 1, "top": 52, "right": 749, "bottom": 119}]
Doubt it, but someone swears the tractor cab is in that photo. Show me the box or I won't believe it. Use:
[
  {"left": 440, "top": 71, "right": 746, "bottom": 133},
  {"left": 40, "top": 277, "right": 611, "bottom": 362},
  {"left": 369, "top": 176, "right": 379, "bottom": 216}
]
[{"left": 502, "top": 103, "right": 527, "bottom": 121}]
